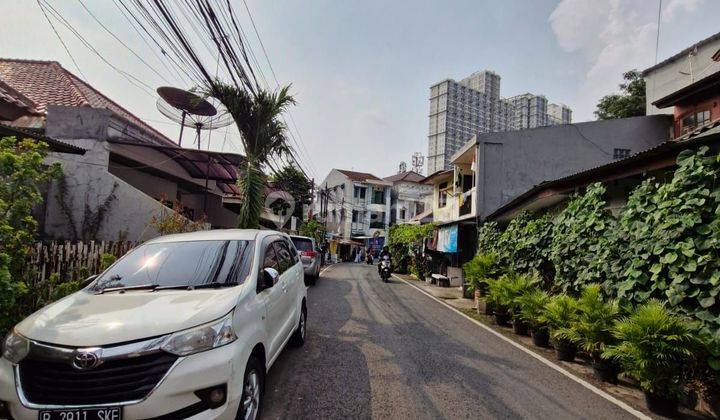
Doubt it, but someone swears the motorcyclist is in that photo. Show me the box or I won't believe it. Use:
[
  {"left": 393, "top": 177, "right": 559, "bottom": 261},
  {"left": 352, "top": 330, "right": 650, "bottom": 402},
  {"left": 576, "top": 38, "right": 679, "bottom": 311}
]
[{"left": 378, "top": 246, "right": 391, "bottom": 275}]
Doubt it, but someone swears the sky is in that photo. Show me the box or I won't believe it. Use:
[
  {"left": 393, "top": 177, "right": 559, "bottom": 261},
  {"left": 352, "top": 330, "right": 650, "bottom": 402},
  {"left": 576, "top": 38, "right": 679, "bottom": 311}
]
[{"left": 0, "top": 0, "right": 718, "bottom": 181}]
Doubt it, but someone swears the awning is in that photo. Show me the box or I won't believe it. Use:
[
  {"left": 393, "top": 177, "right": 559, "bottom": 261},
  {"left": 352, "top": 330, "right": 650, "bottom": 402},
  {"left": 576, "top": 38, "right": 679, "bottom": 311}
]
[{"left": 108, "top": 139, "right": 242, "bottom": 183}]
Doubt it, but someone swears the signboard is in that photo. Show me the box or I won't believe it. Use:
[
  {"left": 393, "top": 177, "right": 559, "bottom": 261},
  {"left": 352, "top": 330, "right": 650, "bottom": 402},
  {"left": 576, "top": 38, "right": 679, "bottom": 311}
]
[
  {"left": 437, "top": 225, "right": 458, "bottom": 253},
  {"left": 368, "top": 236, "right": 385, "bottom": 251}
]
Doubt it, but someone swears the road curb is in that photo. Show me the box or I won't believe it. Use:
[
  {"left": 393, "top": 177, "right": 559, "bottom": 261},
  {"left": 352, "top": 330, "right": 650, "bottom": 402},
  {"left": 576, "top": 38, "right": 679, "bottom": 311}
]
[{"left": 392, "top": 273, "right": 651, "bottom": 420}]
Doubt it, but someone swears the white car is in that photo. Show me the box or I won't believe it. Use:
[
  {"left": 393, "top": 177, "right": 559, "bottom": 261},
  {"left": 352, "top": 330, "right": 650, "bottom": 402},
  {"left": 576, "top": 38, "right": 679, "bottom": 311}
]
[{"left": 0, "top": 229, "right": 307, "bottom": 420}]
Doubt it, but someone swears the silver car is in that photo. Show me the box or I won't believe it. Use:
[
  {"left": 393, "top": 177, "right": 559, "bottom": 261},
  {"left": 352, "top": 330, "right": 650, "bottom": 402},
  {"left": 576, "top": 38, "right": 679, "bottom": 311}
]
[{"left": 290, "top": 235, "right": 321, "bottom": 285}]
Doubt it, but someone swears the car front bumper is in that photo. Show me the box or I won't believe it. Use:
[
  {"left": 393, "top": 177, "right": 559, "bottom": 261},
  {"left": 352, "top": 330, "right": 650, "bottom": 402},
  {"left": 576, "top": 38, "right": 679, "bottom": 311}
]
[{"left": 0, "top": 341, "right": 246, "bottom": 420}]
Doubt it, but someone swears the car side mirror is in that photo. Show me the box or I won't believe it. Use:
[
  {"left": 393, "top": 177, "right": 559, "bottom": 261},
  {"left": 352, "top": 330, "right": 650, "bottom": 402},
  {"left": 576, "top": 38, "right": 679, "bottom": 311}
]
[
  {"left": 81, "top": 274, "right": 98, "bottom": 288},
  {"left": 262, "top": 268, "right": 279, "bottom": 289}
]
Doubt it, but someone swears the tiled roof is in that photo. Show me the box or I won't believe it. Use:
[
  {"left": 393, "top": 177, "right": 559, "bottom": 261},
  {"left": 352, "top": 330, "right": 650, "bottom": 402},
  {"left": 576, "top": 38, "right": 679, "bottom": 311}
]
[
  {"left": 383, "top": 171, "right": 425, "bottom": 183},
  {"left": 336, "top": 169, "right": 383, "bottom": 182},
  {"left": 0, "top": 80, "right": 40, "bottom": 114},
  {"left": 0, "top": 58, "right": 174, "bottom": 145}
]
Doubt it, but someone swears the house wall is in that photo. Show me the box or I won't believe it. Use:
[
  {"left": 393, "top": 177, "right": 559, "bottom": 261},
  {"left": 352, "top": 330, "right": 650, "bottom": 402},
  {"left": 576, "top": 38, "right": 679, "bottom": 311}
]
[
  {"left": 645, "top": 36, "right": 720, "bottom": 115},
  {"left": 672, "top": 94, "right": 720, "bottom": 137},
  {"left": 474, "top": 115, "right": 673, "bottom": 219},
  {"left": 42, "top": 106, "right": 204, "bottom": 242}
]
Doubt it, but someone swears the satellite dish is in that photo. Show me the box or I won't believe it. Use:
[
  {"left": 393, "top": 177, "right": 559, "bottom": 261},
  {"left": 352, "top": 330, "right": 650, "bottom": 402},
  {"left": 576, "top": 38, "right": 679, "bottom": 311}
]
[{"left": 156, "top": 86, "right": 234, "bottom": 149}]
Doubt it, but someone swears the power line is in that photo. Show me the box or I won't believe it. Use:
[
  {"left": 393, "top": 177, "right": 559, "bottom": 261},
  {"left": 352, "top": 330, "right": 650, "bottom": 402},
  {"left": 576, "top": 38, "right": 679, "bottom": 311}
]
[
  {"left": 240, "top": 0, "right": 319, "bottom": 179},
  {"left": 36, "top": 0, "right": 88, "bottom": 81}
]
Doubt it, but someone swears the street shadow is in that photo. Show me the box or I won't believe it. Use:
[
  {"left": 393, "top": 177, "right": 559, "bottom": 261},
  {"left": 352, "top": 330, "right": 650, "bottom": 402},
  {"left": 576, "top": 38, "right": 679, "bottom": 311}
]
[{"left": 262, "top": 263, "right": 622, "bottom": 419}]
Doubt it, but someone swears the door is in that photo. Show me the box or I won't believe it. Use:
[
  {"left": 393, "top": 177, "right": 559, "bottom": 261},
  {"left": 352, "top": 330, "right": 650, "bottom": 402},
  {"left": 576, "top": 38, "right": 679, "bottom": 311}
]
[
  {"left": 259, "top": 239, "right": 287, "bottom": 360},
  {"left": 273, "top": 240, "right": 298, "bottom": 343}
]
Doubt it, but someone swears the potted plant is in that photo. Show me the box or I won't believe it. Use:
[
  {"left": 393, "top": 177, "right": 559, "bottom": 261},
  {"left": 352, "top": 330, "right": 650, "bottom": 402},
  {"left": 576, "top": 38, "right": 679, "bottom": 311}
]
[
  {"left": 487, "top": 276, "right": 512, "bottom": 325},
  {"left": 565, "top": 285, "right": 620, "bottom": 382},
  {"left": 462, "top": 253, "right": 500, "bottom": 299},
  {"left": 516, "top": 289, "right": 550, "bottom": 346},
  {"left": 603, "top": 301, "right": 699, "bottom": 417},
  {"left": 543, "top": 294, "right": 579, "bottom": 361},
  {"left": 506, "top": 273, "right": 539, "bottom": 333}
]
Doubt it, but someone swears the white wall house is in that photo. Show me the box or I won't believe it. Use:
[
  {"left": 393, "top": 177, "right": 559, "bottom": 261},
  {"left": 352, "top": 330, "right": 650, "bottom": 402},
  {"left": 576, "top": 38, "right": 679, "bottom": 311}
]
[
  {"left": 383, "top": 171, "right": 433, "bottom": 225},
  {"left": 316, "top": 169, "right": 392, "bottom": 241}
]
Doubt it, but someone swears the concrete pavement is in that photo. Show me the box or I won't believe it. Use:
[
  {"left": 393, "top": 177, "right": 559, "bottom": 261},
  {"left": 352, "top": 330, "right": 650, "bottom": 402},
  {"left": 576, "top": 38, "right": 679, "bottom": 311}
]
[{"left": 261, "top": 263, "right": 636, "bottom": 419}]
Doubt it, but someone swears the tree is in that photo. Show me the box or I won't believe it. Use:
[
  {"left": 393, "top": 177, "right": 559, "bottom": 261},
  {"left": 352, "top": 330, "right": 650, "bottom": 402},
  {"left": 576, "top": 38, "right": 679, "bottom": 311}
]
[
  {"left": 298, "top": 218, "right": 325, "bottom": 245},
  {"left": 595, "top": 69, "right": 646, "bottom": 120},
  {"left": 207, "top": 83, "right": 296, "bottom": 229},
  {"left": 271, "top": 164, "right": 313, "bottom": 220}
]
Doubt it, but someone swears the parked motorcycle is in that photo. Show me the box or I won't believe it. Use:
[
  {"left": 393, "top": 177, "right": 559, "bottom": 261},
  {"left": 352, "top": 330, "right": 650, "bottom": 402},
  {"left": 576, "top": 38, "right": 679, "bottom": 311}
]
[{"left": 379, "top": 255, "right": 391, "bottom": 282}]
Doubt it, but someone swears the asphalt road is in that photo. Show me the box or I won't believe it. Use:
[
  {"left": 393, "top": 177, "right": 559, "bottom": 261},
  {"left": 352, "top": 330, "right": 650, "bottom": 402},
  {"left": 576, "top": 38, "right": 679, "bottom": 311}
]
[{"left": 261, "top": 263, "right": 634, "bottom": 420}]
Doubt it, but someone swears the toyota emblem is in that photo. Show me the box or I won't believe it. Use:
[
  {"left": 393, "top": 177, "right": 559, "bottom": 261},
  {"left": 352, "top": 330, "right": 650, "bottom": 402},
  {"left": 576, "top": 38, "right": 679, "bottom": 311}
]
[{"left": 72, "top": 350, "right": 101, "bottom": 370}]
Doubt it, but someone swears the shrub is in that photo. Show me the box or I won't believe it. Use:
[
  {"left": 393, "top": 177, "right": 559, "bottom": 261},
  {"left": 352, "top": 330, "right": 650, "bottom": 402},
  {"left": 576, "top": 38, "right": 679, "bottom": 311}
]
[
  {"left": 565, "top": 285, "right": 619, "bottom": 363},
  {"left": 387, "top": 223, "right": 435, "bottom": 274},
  {"left": 100, "top": 253, "right": 117, "bottom": 271},
  {"left": 550, "top": 183, "right": 615, "bottom": 294},
  {"left": 0, "top": 137, "right": 61, "bottom": 335},
  {"left": 603, "top": 301, "right": 699, "bottom": 399}
]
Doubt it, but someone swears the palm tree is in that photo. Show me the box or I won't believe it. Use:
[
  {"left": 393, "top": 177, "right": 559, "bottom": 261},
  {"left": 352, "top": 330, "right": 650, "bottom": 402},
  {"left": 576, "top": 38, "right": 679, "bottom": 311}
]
[{"left": 208, "top": 82, "right": 296, "bottom": 228}]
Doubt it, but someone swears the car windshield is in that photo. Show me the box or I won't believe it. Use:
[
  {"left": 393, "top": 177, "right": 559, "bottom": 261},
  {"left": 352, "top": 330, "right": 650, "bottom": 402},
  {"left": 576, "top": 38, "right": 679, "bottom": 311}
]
[
  {"left": 291, "top": 237, "right": 314, "bottom": 252},
  {"left": 91, "top": 240, "right": 254, "bottom": 292}
]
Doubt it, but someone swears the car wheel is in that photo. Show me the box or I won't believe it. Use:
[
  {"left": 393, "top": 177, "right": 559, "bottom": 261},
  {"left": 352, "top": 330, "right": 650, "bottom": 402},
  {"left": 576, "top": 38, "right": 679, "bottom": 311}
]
[
  {"left": 290, "top": 305, "right": 307, "bottom": 347},
  {"left": 238, "top": 356, "right": 264, "bottom": 420}
]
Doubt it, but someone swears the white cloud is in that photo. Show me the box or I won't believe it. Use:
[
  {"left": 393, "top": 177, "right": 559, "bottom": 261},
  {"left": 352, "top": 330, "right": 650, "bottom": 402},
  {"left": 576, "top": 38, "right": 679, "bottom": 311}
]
[
  {"left": 662, "top": 0, "right": 702, "bottom": 22},
  {"left": 549, "top": 0, "right": 704, "bottom": 121}
]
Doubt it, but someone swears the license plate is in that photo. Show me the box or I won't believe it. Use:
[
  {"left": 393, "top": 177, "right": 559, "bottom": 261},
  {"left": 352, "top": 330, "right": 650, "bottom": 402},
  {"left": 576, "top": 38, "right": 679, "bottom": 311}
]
[{"left": 39, "top": 407, "right": 122, "bottom": 420}]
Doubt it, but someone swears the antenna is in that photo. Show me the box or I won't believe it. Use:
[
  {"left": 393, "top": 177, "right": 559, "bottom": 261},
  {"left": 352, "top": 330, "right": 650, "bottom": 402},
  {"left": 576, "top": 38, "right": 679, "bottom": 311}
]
[
  {"left": 411, "top": 152, "right": 425, "bottom": 173},
  {"left": 156, "top": 86, "right": 234, "bottom": 149}
]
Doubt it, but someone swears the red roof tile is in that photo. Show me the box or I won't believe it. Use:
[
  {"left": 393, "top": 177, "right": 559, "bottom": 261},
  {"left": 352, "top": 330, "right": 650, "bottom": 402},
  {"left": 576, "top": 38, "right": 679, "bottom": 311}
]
[{"left": 0, "top": 58, "right": 174, "bottom": 145}]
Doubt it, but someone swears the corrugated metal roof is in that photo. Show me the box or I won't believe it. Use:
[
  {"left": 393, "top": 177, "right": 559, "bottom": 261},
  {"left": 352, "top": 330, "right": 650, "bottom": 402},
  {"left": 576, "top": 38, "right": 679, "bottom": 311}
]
[{"left": 0, "top": 122, "right": 85, "bottom": 154}]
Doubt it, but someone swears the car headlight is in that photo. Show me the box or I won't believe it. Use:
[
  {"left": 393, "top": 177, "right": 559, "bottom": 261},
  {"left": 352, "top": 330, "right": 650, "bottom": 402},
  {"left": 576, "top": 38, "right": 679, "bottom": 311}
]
[
  {"left": 161, "top": 312, "right": 237, "bottom": 356},
  {"left": 2, "top": 330, "right": 29, "bottom": 364}
]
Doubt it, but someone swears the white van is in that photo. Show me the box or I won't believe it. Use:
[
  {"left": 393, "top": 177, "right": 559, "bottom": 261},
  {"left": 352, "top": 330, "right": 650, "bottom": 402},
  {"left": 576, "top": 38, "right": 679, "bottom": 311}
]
[{"left": 0, "top": 229, "right": 307, "bottom": 420}]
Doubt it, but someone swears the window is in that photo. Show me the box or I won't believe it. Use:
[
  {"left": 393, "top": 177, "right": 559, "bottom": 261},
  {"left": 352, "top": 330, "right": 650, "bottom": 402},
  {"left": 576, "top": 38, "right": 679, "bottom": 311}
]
[
  {"left": 352, "top": 210, "right": 360, "bottom": 222},
  {"left": 370, "top": 212, "right": 385, "bottom": 229},
  {"left": 613, "top": 148, "right": 631, "bottom": 160},
  {"left": 92, "top": 240, "right": 254, "bottom": 291},
  {"left": 262, "top": 243, "right": 279, "bottom": 271},
  {"left": 371, "top": 188, "right": 385, "bottom": 204},
  {"left": 681, "top": 109, "right": 711, "bottom": 133},
  {"left": 399, "top": 208, "right": 406, "bottom": 220},
  {"left": 438, "top": 182, "right": 448, "bottom": 207},
  {"left": 273, "top": 240, "right": 293, "bottom": 274},
  {"left": 353, "top": 186, "right": 366, "bottom": 199}
]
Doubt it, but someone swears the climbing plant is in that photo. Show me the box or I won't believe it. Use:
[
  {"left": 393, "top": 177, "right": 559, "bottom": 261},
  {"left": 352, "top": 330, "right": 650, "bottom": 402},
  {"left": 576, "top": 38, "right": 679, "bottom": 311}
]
[
  {"left": 501, "top": 212, "right": 554, "bottom": 285},
  {"left": 550, "top": 183, "right": 615, "bottom": 294},
  {"left": 476, "top": 221, "right": 502, "bottom": 258},
  {"left": 610, "top": 147, "right": 720, "bottom": 339}
]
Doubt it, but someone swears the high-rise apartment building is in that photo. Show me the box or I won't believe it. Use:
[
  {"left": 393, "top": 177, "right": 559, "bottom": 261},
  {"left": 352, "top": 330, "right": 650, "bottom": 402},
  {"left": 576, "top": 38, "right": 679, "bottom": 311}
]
[
  {"left": 427, "top": 70, "right": 572, "bottom": 173},
  {"left": 548, "top": 103, "right": 572, "bottom": 125},
  {"left": 509, "top": 93, "right": 549, "bottom": 130}
]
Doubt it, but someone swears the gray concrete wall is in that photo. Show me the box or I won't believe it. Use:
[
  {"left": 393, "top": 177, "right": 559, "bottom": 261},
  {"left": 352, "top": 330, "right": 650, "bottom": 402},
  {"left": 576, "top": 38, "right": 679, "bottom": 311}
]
[{"left": 474, "top": 115, "right": 674, "bottom": 219}]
